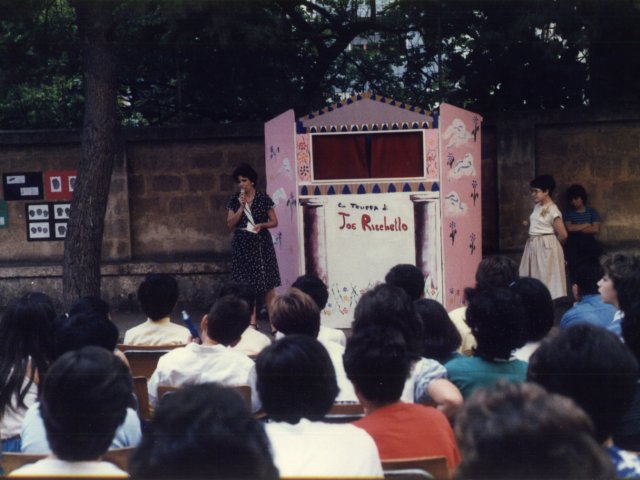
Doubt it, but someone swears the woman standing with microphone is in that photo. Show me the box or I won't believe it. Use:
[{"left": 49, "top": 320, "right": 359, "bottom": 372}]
[{"left": 226, "top": 164, "right": 281, "bottom": 320}]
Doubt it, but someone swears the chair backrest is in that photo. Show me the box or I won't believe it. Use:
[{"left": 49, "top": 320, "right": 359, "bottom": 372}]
[
  {"left": 133, "top": 376, "right": 151, "bottom": 422},
  {"left": 118, "top": 344, "right": 182, "bottom": 378},
  {"left": 1, "top": 453, "right": 45, "bottom": 475},
  {"left": 323, "top": 402, "right": 365, "bottom": 423},
  {"left": 157, "top": 384, "right": 252, "bottom": 411},
  {"left": 384, "top": 468, "right": 434, "bottom": 480},
  {"left": 1, "top": 448, "right": 136, "bottom": 475},
  {"left": 382, "top": 457, "right": 450, "bottom": 480},
  {"left": 103, "top": 446, "right": 136, "bottom": 472}
]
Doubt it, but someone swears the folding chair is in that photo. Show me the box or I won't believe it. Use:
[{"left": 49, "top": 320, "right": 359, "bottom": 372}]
[
  {"left": 117, "top": 344, "right": 182, "bottom": 379},
  {"left": 133, "top": 376, "right": 152, "bottom": 421},
  {"left": 103, "top": 446, "right": 136, "bottom": 472},
  {"left": 157, "top": 384, "right": 253, "bottom": 412},
  {"left": 382, "top": 457, "right": 450, "bottom": 480},
  {"left": 323, "top": 402, "right": 365, "bottom": 423},
  {"left": 0, "top": 453, "right": 45, "bottom": 475}
]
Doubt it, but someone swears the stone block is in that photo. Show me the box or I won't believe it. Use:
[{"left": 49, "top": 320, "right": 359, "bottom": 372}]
[
  {"left": 194, "top": 151, "right": 223, "bottom": 169},
  {"left": 168, "top": 195, "right": 206, "bottom": 214},
  {"left": 128, "top": 174, "right": 145, "bottom": 195},
  {"left": 151, "top": 175, "right": 182, "bottom": 192},
  {"left": 187, "top": 174, "right": 216, "bottom": 191}
]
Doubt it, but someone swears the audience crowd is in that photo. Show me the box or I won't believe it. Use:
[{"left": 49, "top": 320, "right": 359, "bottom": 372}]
[{"left": 1, "top": 253, "right": 640, "bottom": 479}]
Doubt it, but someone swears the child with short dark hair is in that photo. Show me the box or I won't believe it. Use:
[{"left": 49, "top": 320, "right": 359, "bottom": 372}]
[
  {"left": 130, "top": 383, "right": 278, "bottom": 480},
  {"left": 519, "top": 174, "right": 568, "bottom": 300},
  {"left": 564, "top": 183, "right": 604, "bottom": 270},
  {"left": 11, "top": 346, "right": 131, "bottom": 477},
  {"left": 345, "top": 327, "right": 460, "bottom": 469},
  {"left": 147, "top": 295, "right": 257, "bottom": 410},
  {"left": 445, "top": 286, "right": 527, "bottom": 399},
  {"left": 124, "top": 274, "right": 190, "bottom": 345}
]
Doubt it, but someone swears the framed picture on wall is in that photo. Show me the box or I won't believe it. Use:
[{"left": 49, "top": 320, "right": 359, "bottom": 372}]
[
  {"left": 25, "top": 202, "right": 70, "bottom": 241},
  {"left": 27, "top": 204, "right": 50, "bottom": 221},
  {"left": 3, "top": 172, "right": 44, "bottom": 201},
  {"left": 54, "top": 222, "right": 68, "bottom": 239},
  {"left": 53, "top": 203, "right": 70, "bottom": 220},
  {"left": 44, "top": 170, "right": 76, "bottom": 201},
  {"left": 27, "top": 222, "right": 52, "bottom": 241}
]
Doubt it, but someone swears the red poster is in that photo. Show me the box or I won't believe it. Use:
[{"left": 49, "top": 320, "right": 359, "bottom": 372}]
[{"left": 44, "top": 170, "right": 76, "bottom": 201}]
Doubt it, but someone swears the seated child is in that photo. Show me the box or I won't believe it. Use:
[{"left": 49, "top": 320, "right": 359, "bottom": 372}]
[
  {"left": 11, "top": 346, "right": 132, "bottom": 477},
  {"left": 345, "top": 326, "right": 460, "bottom": 470},
  {"left": 124, "top": 274, "right": 190, "bottom": 345},
  {"left": 129, "top": 383, "right": 278, "bottom": 479}
]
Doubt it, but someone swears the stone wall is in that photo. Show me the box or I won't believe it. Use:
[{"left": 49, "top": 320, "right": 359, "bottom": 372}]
[
  {"left": 482, "top": 107, "right": 640, "bottom": 254},
  {"left": 0, "top": 124, "right": 263, "bottom": 311},
  {"left": 1, "top": 107, "right": 638, "bottom": 310}
]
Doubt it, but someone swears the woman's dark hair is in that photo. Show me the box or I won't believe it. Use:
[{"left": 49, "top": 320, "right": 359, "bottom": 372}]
[
  {"left": 256, "top": 335, "right": 338, "bottom": 423},
  {"left": 353, "top": 283, "right": 424, "bottom": 358},
  {"left": 0, "top": 292, "right": 56, "bottom": 416},
  {"left": 343, "top": 326, "right": 409, "bottom": 405},
  {"left": 529, "top": 174, "right": 556, "bottom": 195},
  {"left": 415, "top": 299, "right": 462, "bottom": 362},
  {"left": 465, "top": 286, "right": 526, "bottom": 360},
  {"left": 528, "top": 323, "right": 639, "bottom": 443},
  {"left": 42, "top": 346, "right": 131, "bottom": 461},
  {"left": 232, "top": 164, "right": 258, "bottom": 184},
  {"left": 566, "top": 184, "right": 588, "bottom": 204},
  {"left": 130, "top": 383, "right": 278, "bottom": 480},
  {"left": 510, "top": 278, "right": 554, "bottom": 342}
]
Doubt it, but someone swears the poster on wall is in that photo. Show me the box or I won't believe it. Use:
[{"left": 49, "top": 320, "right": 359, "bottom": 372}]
[
  {"left": 44, "top": 170, "right": 76, "bottom": 201},
  {"left": 307, "top": 192, "right": 420, "bottom": 327},
  {"left": 0, "top": 200, "right": 8, "bottom": 227},
  {"left": 25, "top": 202, "right": 69, "bottom": 241},
  {"left": 3, "top": 172, "right": 44, "bottom": 201}
]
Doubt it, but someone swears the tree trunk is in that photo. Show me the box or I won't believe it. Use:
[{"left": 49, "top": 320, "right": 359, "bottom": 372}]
[{"left": 63, "top": 0, "right": 118, "bottom": 308}]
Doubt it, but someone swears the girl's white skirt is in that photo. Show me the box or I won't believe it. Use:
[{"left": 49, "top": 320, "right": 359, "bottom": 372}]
[{"left": 519, "top": 234, "right": 566, "bottom": 300}]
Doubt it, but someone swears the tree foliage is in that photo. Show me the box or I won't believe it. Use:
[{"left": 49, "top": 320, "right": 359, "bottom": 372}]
[{"left": 1, "top": 0, "right": 639, "bottom": 127}]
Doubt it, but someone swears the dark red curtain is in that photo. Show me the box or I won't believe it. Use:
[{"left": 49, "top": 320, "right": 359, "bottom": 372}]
[
  {"left": 312, "top": 134, "right": 368, "bottom": 180},
  {"left": 312, "top": 132, "right": 423, "bottom": 180},
  {"left": 370, "top": 132, "right": 423, "bottom": 178}
]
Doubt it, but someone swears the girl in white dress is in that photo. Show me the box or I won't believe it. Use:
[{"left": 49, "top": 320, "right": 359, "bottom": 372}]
[{"left": 519, "top": 174, "right": 568, "bottom": 300}]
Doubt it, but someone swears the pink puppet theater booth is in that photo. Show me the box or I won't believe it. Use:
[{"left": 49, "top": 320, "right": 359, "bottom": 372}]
[{"left": 265, "top": 92, "right": 482, "bottom": 328}]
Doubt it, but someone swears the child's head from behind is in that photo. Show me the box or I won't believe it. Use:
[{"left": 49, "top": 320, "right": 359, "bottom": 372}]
[
  {"left": 138, "top": 274, "right": 179, "bottom": 321},
  {"left": 270, "top": 288, "right": 320, "bottom": 338},
  {"left": 42, "top": 346, "right": 131, "bottom": 461},
  {"left": 291, "top": 275, "right": 329, "bottom": 310},
  {"left": 384, "top": 264, "right": 425, "bottom": 301},
  {"left": 510, "top": 278, "right": 553, "bottom": 343},
  {"left": 352, "top": 283, "right": 423, "bottom": 357},
  {"left": 465, "top": 286, "right": 526, "bottom": 360},
  {"left": 343, "top": 326, "right": 409, "bottom": 406},
  {"left": 130, "top": 383, "right": 278, "bottom": 479},
  {"left": 206, "top": 295, "right": 251, "bottom": 346},
  {"left": 475, "top": 256, "right": 519, "bottom": 289},
  {"left": 528, "top": 323, "right": 639, "bottom": 444},
  {"left": 256, "top": 335, "right": 338, "bottom": 423},
  {"left": 455, "top": 381, "right": 614, "bottom": 480},
  {"left": 415, "top": 298, "right": 462, "bottom": 362}
]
